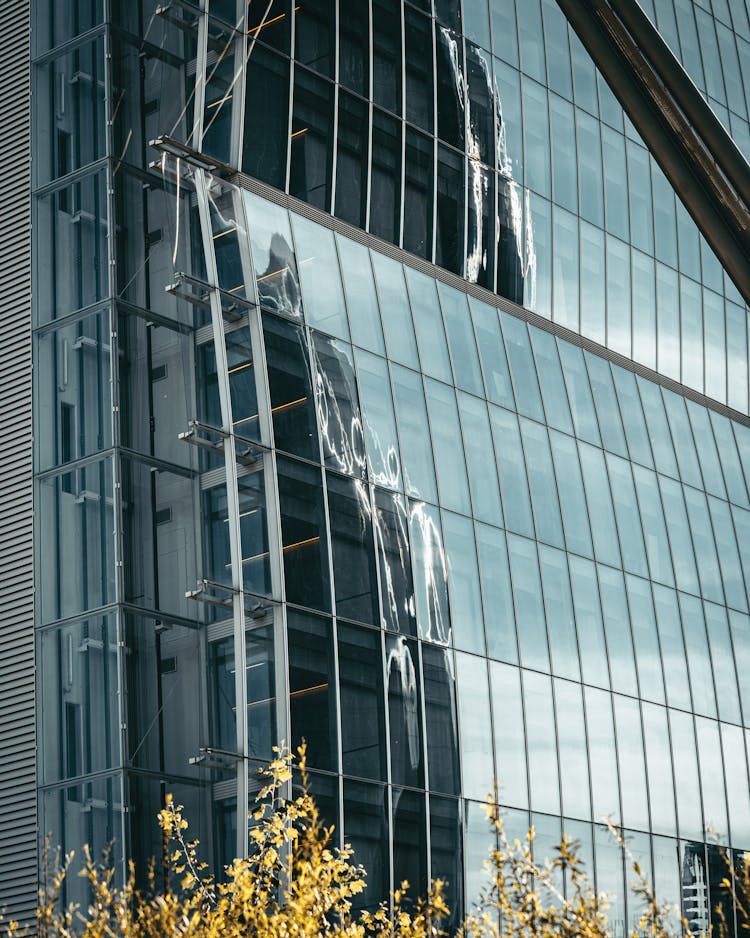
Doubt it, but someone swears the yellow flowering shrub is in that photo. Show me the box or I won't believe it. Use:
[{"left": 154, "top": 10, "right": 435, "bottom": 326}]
[{"left": 0, "top": 748, "right": 709, "bottom": 938}]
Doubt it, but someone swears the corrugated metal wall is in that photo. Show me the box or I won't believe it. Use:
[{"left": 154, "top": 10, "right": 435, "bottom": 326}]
[{"left": 0, "top": 0, "right": 37, "bottom": 924}]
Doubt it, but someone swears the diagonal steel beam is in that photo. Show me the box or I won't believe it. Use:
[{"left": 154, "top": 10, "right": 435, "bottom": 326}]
[{"left": 556, "top": 0, "right": 750, "bottom": 307}]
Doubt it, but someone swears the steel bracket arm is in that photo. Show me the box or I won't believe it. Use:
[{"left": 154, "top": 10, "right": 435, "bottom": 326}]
[{"left": 555, "top": 0, "right": 750, "bottom": 307}]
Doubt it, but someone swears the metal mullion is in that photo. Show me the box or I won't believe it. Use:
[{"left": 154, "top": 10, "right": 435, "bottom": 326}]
[
  {"left": 238, "top": 182, "right": 292, "bottom": 788},
  {"left": 398, "top": 1, "right": 406, "bottom": 249},
  {"left": 194, "top": 168, "right": 249, "bottom": 857},
  {"left": 364, "top": 0, "right": 374, "bottom": 231},
  {"left": 191, "top": 8, "right": 210, "bottom": 149},
  {"left": 285, "top": 12, "right": 296, "bottom": 192},
  {"left": 229, "top": 0, "right": 249, "bottom": 170},
  {"left": 430, "top": 12, "right": 438, "bottom": 263}
]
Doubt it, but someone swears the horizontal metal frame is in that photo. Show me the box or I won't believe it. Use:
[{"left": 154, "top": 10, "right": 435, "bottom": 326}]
[
  {"left": 555, "top": 0, "right": 750, "bottom": 308},
  {"left": 232, "top": 171, "right": 750, "bottom": 431}
]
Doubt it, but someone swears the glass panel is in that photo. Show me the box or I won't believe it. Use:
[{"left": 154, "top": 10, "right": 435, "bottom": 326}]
[
  {"left": 371, "top": 253, "right": 420, "bottom": 369},
  {"left": 39, "top": 616, "right": 119, "bottom": 784},
  {"left": 477, "top": 523, "right": 518, "bottom": 664},
  {"left": 387, "top": 635, "right": 424, "bottom": 789},
  {"left": 374, "top": 490, "right": 416, "bottom": 636},
  {"left": 530, "top": 329, "right": 573, "bottom": 434},
  {"left": 722, "top": 723, "right": 750, "bottom": 847},
  {"left": 356, "top": 349, "right": 402, "bottom": 491},
  {"left": 490, "top": 661, "right": 528, "bottom": 809},
  {"left": 557, "top": 342, "right": 601, "bottom": 446},
  {"left": 336, "top": 90, "right": 368, "bottom": 229},
  {"left": 470, "top": 298, "right": 515, "bottom": 409},
  {"left": 276, "top": 455, "right": 330, "bottom": 612},
  {"left": 310, "top": 332, "right": 367, "bottom": 478},
  {"left": 705, "top": 601, "right": 741, "bottom": 723},
  {"left": 539, "top": 546, "right": 579, "bottom": 681},
  {"left": 422, "top": 643, "right": 460, "bottom": 795},
  {"left": 522, "top": 77, "right": 550, "bottom": 197},
  {"left": 642, "top": 702, "right": 677, "bottom": 836},
  {"left": 606, "top": 453, "right": 649, "bottom": 577},
  {"left": 36, "top": 309, "right": 112, "bottom": 471},
  {"left": 626, "top": 575, "right": 666, "bottom": 705},
  {"left": 613, "top": 694, "right": 649, "bottom": 830},
  {"left": 392, "top": 788, "right": 427, "bottom": 901},
  {"left": 507, "top": 534, "right": 549, "bottom": 671},
  {"left": 35, "top": 171, "right": 109, "bottom": 322},
  {"left": 710, "top": 496, "right": 748, "bottom": 613},
  {"left": 696, "top": 716, "right": 729, "bottom": 844},
  {"left": 34, "top": 38, "right": 106, "bottom": 186},
  {"left": 653, "top": 584, "right": 692, "bottom": 711},
  {"left": 687, "top": 400, "right": 726, "bottom": 499},
  {"left": 291, "top": 215, "right": 349, "bottom": 340},
  {"left": 263, "top": 313, "right": 318, "bottom": 461},
  {"left": 598, "top": 566, "right": 638, "bottom": 697},
  {"left": 429, "top": 795, "right": 463, "bottom": 928},
  {"left": 242, "top": 47, "right": 289, "bottom": 189},
  {"left": 245, "top": 192, "right": 302, "bottom": 318},
  {"left": 669, "top": 706, "right": 704, "bottom": 846},
  {"left": 662, "top": 389, "right": 702, "bottom": 489},
  {"left": 288, "top": 609, "right": 337, "bottom": 772},
  {"left": 246, "top": 626, "right": 277, "bottom": 763},
  {"left": 552, "top": 680, "right": 589, "bottom": 822},
  {"left": 459, "top": 393, "right": 503, "bottom": 526},
  {"left": 549, "top": 429, "right": 593, "bottom": 558},
  {"left": 390, "top": 364, "right": 437, "bottom": 503},
  {"left": 684, "top": 486, "right": 724, "bottom": 604},
  {"left": 410, "top": 501, "right": 451, "bottom": 645},
  {"left": 569, "top": 555, "right": 610, "bottom": 689},
  {"left": 585, "top": 352, "right": 628, "bottom": 457},
  {"left": 444, "top": 512, "right": 486, "bottom": 654},
  {"left": 290, "top": 67, "right": 333, "bottom": 211},
  {"left": 520, "top": 419, "right": 564, "bottom": 549},
  {"left": 500, "top": 313, "right": 544, "bottom": 422},
  {"left": 633, "top": 464, "right": 675, "bottom": 587},
  {"left": 578, "top": 442, "right": 621, "bottom": 568},
  {"left": 39, "top": 457, "right": 115, "bottom": 623},
  {"left": 343, "top": 779, "right": 388, "bottom": 912},
  {"left": 585, "top": 687, "right": 621, "bottom": 825},
  {"left": 336, "top": 236, "right": 385, "bottom": 355},
  {"left": 490, "top": 406, "right": 534, "bottom": 538},
  {"left": 523, "top": 671, "right": 559, "bottom": 815},
  {"left": 438, "top": 282, "right": 484, "bottom": 396},
  {"left": 424, "top": 379, "right": 471, "bottom": 515},
  {"left": 404, "top": 268, "right": 452, "bottom": 384},
  {"left": 710, "top": 412, "right": 749, "bottom": 510},
  {"left": 612, "top": 368, "right": 653, "bottom": 468},
  {"left": 680, "top": 592, "right": 718, "bottom": 719},
  {"left": 328, "top": 473, "right": 379, "bottom": 625},
  {"left": 338, "top": 624, "right": 387, "bottom": 782},
  {"left": 638, "top": 379, "right": 678, "bottom": 479},
  {"left": 456, "top": 653, "right": 494, "bottom": 801}
]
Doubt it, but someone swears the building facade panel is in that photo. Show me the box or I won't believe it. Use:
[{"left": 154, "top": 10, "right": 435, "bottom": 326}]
[{"left": 19, "top": 0, "right": 750, "bottom": 934}]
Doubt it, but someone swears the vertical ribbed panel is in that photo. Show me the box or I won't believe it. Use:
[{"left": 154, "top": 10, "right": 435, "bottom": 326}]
[{"left": 0, "top": 0, "right": 36, "bottom": 924}]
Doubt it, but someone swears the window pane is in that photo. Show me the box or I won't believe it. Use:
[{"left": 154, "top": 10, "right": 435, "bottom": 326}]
[
  {"left": 288, "top": 609, "right": 337, "bottom": 772},
  {"left": 490, "top": 406, "right": 534, "bottom": 538},
  {"left": 585, "top": 687, "right": 621, "bottom": 824},
  {"left": 245, "top": 192, "right": 302, "bottom": 318},
  {"left": 374, "top": 490, "right": 417, "bottom": 636},
  {"left": 410, "top": 501, "right": 452, "bottom": 645},
  {"left": 390, "top": 364, "right": 438, "bottom": 503},
  {"left": 405, "top": 269, "right": 452, "bottom": 384},
  {"left": 459, "top": 393, "right": 503, "bottom": 526},
  {"left": 438, "top": 282, "right": 484, "bottom": 395},
  {"left": 549, "top": 429, "right": 593, "bottom": 558},
  {"left": 277, "top": 455, "right": 330, "bottom": 612},
  {"left": 470, "top": 298, "right": 515, "bottom": 409},
  {"left": 338, "top": 624, "right": 387, "bottom": 781},
  {"left": 264, "top": 314, "right": 319, "bottom": 461},
  {"left": 328, "top": 473, "right": 379, "bottom": 625},
  {"left": 539, "top": 546, "right": 579, "bottom": 681},
  {"left": 422, "top": 643, "right": 460, "bottom": 795},
  {"left": 643, "top": 703, "right": 676, "bottom": 837},
  {"left": 387, "top": 635, "right": 424, "bottom": 789},
  {"left": 336, "top": 236, "right": 385, "bottom": 355},
  {"left": 652, "top": 584, "right": 692, "bottom": 711},
  {"left": 309, "top": 332, "right": 367, "bottom": 477},
  {"left": 456, "top": 653, "right": 494, "bottom": 801},
  {"left": 356, "top": 349, "right": 402, "bottom": 491},
  {"left": 508, "top": 534, "right": 549, "bottom": 671},
  {"left": 578, "top": 442, "right": 621, "bottom": 568},
  {"left": 523, "top": 671, "right": 559, "bottom": 814},
  {"left": 477, "top": 523, "right": 518, "bottom": 664},
  {"left": 679, "top": 592, "right": 716, "bottom": 718},
  {"left": 626, "top": 575, "right": 666, "bottom": 704},
  {"left": 491, "top": 662, "right": 528, "bottom": 808},
  {"left": 570, "top": 555, "right": 610, "bottom": 689},
  {"left": 520, "top": 419, "right": 564, "bottom": 549},
  {"left": 501, "top": 313, "right": 545, "bottom": 422},
  {"left": 371, "top": 253, "right": 419, "bottom": 369},
  {"left": 292, "top": 215, "right": 349, "bottom": 340},
  {"left": 344, "top": 780, "right": 388, "bottom": 911},
  {"left": 555, "top": 679, "right": 591, "bottom": 820},
  {"left": 598, "top": 566, "right": 638, "bottom": 697},
  {"left": 425, "top": 379, "right": 472, "bottom": 515},
  {"left": 444, "top": 512, "right": 485, "bottom": 654},
  {"left": 530, "top": 329, "right": 573, "bottom": 434},
  {"left": 669, "top": 709, "right": 703, "bottom": 841}
]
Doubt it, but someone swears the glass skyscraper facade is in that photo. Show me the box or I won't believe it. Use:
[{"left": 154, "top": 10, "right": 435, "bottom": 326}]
[{"left": 8, "top": 0, "right": 749, "bottom": 932}]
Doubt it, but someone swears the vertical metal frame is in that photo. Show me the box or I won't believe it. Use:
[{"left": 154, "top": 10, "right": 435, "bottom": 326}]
[{"left": 194, "top": 169, "right": 250, "bottom": 856}]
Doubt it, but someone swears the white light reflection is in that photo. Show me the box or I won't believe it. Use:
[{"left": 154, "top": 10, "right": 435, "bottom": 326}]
[
  {"left": 386, "top": 635, "right": 421, "bottom": 773},
  {"left": 374, "top": 493, "right": 415, "bottom": 633},
  {"left": 409, "top": 502, "right": 450, "bottom": 646},
  {"left": 310, "top": 340, "right": 367, "bottom": 477}
]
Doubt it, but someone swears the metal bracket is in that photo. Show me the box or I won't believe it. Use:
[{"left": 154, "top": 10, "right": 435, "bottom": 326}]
[{"left": 165, "top": 270, "right": 252, "bottom": 321}]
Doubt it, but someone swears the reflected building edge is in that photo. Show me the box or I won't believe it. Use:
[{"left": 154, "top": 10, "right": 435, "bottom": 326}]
[{"left": 17, "top": 0, "right": 750, "bottom": 932}]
